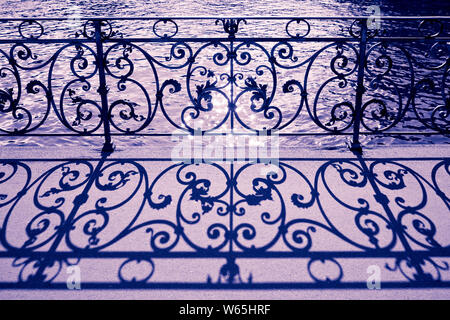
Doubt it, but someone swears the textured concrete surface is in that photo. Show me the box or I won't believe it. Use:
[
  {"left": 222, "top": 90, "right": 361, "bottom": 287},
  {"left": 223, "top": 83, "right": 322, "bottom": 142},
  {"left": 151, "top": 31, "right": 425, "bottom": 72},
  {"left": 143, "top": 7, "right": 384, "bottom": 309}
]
[{"left": 0, "top": 144, "right": 448, "bottom": 299}]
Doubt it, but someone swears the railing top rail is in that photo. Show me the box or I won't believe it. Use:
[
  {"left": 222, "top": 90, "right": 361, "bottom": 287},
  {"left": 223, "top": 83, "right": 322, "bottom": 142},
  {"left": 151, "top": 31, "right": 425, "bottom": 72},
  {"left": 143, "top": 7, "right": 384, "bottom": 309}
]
[{"left": 0, "top": 15, "right": 449, "bottom": 21}]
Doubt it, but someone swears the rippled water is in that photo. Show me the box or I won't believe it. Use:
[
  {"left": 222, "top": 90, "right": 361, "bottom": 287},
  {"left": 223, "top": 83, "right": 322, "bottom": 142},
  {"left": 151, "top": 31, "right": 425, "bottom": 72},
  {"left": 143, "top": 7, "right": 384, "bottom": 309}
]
[
  {"left": 0, "top": 0, "right": 448, "bottom": 150},
  {"left": 1, "top": 0, "right": 449, "bottom": 17}
]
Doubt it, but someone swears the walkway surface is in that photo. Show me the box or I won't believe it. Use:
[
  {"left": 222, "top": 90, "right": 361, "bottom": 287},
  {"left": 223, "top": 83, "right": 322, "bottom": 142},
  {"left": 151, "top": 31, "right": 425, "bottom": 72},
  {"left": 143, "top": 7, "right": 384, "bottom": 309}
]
[{"left": 0, "top": 144, "right": 449, "bottom": 299}]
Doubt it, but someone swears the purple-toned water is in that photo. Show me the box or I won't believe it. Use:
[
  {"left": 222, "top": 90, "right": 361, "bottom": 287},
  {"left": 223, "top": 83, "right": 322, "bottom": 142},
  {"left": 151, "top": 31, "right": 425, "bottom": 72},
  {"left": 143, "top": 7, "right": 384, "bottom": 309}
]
[{"left": 1, "top": 0, "right": 449, "bottom": 17}]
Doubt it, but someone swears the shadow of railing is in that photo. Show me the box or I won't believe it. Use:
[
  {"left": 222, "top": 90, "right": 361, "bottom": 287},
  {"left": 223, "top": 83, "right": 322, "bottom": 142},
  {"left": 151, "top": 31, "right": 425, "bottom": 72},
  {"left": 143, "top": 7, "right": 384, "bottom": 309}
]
[{"left": 0, "top": 152, "right": 448, "bottom": 289}]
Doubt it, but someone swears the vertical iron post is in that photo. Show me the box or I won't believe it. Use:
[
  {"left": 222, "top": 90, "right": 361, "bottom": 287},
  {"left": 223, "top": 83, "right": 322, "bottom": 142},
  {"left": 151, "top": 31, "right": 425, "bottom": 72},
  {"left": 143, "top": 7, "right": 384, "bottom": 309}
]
[
  {"left": 350, "top": 18, "right": 368, "bottom": 154},
  {"left": 94, "top": 19, "right": 114, "bottom": 154}
]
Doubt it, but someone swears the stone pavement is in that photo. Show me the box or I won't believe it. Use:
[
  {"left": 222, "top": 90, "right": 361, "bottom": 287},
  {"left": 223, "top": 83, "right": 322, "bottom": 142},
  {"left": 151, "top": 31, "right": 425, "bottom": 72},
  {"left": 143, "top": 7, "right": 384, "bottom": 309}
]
[{"left": 0, "top": 145, "right": 449, "bottom": 299}]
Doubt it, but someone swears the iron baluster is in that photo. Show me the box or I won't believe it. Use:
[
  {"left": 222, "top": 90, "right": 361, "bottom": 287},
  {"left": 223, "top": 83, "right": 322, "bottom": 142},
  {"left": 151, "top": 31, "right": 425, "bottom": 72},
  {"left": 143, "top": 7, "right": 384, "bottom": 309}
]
[
  {"left": 94, "top": 19, "right": 114, "bottom": 154},
  {"left": 350, "top": 18, "right": 368, "bottom": 154}
]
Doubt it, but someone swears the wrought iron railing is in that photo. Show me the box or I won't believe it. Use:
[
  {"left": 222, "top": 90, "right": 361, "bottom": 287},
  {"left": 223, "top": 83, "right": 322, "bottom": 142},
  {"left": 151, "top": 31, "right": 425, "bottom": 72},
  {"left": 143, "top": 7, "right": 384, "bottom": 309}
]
[
  {"left": 0, "top": 17, "right": 449, "bottom": 289},
  {"left": 0, "top": 16, "right": 448, "bottom": 152}
]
